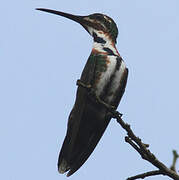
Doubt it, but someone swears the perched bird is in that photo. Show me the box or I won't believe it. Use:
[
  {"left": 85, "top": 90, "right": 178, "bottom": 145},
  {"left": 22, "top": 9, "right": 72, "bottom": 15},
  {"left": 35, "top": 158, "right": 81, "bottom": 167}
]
[{"left": 36, "top": 8, "right": 128, "bottom": 177}]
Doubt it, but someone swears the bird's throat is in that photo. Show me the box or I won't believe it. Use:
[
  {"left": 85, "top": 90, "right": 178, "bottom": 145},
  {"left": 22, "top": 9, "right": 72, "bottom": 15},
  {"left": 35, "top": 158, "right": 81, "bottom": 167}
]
[{"left": 90, "top": 30, "right": 119, "bottom": 56}]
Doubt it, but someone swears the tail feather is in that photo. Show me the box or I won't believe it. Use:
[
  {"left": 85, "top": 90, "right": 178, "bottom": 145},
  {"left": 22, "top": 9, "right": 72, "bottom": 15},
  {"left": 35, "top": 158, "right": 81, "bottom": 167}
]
[
  {"left": 58, "top": 159, "right": 70, "bottom": 174},
  {"left": 67, "top": 118, "right": 110, "bottom": 176}
]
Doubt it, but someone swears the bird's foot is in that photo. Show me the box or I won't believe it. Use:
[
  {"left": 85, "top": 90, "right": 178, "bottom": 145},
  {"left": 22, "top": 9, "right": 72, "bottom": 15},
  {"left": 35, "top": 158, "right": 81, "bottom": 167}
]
[{"left": 76, "top": 79, "right": 92, "bottom": 90}]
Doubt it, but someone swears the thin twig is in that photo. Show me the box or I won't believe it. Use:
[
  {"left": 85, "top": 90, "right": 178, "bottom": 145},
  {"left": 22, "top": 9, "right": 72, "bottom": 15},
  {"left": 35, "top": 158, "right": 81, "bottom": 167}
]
[
  {"left": 127, "top": 170, "right": 164, "bottom": 180},
  {"left": 170, "top": 150, "right": 179, "bottom": 172}
]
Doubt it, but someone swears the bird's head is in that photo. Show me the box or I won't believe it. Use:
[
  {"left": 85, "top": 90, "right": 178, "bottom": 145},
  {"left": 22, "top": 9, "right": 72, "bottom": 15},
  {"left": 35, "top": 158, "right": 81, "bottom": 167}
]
[{"left": 36, "top": 8, "right": 118, "bottom": 44}]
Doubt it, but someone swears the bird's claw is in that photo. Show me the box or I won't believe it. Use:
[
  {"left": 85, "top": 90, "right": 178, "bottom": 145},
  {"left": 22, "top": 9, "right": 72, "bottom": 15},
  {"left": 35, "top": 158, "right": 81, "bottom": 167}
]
[{"left": 76, "top": 79, "right": 92, "bottom": 89}]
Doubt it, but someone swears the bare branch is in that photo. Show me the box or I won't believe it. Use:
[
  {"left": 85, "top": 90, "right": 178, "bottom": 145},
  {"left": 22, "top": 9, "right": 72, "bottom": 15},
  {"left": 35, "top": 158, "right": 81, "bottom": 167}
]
[
  {"left": 170, "top": 150, "right": 179, "bottom": 172},
  {"left": 127, "top": 170, "right": 164, "bottom": 180},
  {"left": 115, "top": 114, "right": 179, "bottom": 180}
]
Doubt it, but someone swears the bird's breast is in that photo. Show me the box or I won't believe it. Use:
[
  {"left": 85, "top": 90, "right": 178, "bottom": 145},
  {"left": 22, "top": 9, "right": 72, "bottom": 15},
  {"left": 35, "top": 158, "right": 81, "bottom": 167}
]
[{"left": 94, "top": 55, "right": 126, "bottom": 103}]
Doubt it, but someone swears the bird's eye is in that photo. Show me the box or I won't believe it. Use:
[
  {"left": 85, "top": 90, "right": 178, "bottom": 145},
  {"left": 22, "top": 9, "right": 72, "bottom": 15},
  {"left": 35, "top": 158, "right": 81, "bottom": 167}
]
[{"left": 95, "top": 15, "right": 103, "bottom": 21}]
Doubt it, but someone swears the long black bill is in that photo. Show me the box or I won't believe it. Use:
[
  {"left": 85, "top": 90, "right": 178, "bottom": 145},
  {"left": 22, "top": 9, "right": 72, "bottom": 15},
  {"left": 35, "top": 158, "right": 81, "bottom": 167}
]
[{"left": 36, "top": 8, "right": 85, "bottom": 26}]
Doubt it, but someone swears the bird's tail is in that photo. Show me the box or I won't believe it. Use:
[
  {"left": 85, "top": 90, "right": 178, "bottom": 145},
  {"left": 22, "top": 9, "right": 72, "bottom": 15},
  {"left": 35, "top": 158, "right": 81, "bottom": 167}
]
[{"left": 58, "top": 158, "right": 69, "bottom": 174}]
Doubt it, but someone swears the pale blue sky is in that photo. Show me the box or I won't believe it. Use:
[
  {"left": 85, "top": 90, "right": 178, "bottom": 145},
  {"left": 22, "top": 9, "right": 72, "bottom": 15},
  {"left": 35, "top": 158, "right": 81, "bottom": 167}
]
[{"left": 1, "top": 0, "right": 179, "bottom": 180}]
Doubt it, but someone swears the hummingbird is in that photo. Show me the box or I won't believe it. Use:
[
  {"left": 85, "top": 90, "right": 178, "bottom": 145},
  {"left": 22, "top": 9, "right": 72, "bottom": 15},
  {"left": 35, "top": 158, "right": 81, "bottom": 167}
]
[{"left": 36, "top": 8, "right": 128, "bottom": 177}]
